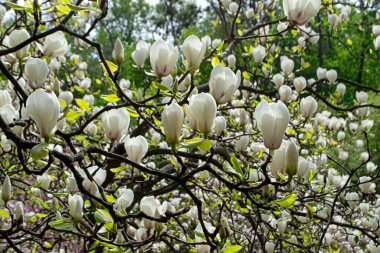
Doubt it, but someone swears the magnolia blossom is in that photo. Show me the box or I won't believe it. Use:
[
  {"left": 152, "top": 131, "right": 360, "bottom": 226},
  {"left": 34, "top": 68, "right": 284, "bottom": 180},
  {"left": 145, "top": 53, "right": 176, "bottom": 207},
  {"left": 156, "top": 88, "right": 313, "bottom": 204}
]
[
  {"left": 300, "top": 96, "right": 317, "bottom": 118},
  {"left": 336, "top": 83, "right": 346, "bottom": 97},
  {"left": 316, "top": 67, "right": 327, "bottom": 80},
  {"left": 68, "top": 195, "right": 83, "bottom": 221},
  {"left": 0, "top": 90, "right": 12, "bottom": 108},
  {"left": 254, "top": 100, "right": 290, "bottom": 149},
  {"left": 14, "top": 201, "right": 24, "bottom": 221},
  {"left": 132, "top": 40, "right": 150, "bottom": 67},
  {"left": 36, "top": 173, "right": 51, "bottom": 190},
  {"left": 26, "top": 89, "right": 60, "bottom": 138},
  {"left": 182, "top": 35, "right": 206, "bottom": 69},
  {"left": 112, "top": 37, "right": 124, "bottom": 65},
  {"left": 270, "top": 145, "right": 286, "bottom": 178},
  {"left": 281, "top": 57, "right": 294, "bottom": 76},
  {"left": 214, "top": 116, "right": 226, "bottom": 136},
  {"left": 209, "top": 64, "right": 241, "bottom": 104},
  {"left": 150, "top": 40, "right": 178, "bottom": 76},
  {"left": 252, "top": 44, "right": 266, "bottom": 63},
  {"left": 279, "top": 85, "right": 292, "bottom": 103},
  {"left": 283, "top": 0, "right": 321, "bottom": 25},
  {"left": 24, "top": 58, "right": 49, "bottom": 89},
  {"left": 77, "top": 166, "right": 106, "bottom": 191},
  {"left": 1, "top": 175, "right": 11, "bottom": 202},
  {"left": 114, "top": 188, "right": 134, "bottom": 212},
  {"left": 7, "top": 29, "right": 30, "bottom": 60},
  {"left": 162, "top": 103, "right": 184, "bottom": 144},
  {"left": 185, "top": 93, "right": 217, "bottom": 133},
  {"left": 273, "top": 73, "right": 284, "bottom": 89},
  {"left": 195, "top": 222, "right": 215, "bottom": 253},
  {"left": 43, "top": 31, "right": 68, "bottom": 58},
  {"left": 227, "top": 54, "right": 236, "bottom": 68},
  {"left": 326, "top": 69, "right": 337, "bottom": 84},
  {"left": 140, "top": 196, "right": 163, "bottom": 229},
  {"left": 293, "top": 77, "right": 307, "bottom": 93},
  {"left": 356, "top": 91, "right": 368, "bottom": 104},
  {"left": 101, "top": 108, "right": 130, "bottom": 140},
  {"left": 124, "top": 135, "right": 148, "bottom": 164}
]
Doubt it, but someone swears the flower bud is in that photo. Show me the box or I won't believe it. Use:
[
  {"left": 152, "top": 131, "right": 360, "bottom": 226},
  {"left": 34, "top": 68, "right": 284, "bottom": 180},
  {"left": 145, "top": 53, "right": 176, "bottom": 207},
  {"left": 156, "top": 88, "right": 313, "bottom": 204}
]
[
  {"left": 124, "top": 135, "right": 148, "bottom": 164},
  {"left": 356, "top": 91, "right": 368, "bottom": 104},
  {"left": 326, "top": 69, "right": 337, "bottom": 84},
  {"left": 182, "top": 35, "right": 206, "bottom": 69},
  {"left": 336, "top": 83, "right": 346, "bottom": 97},
  {"left": 36, "top": 173, "right": 51, "bottom": 190},
  {"left": 252, "top": 44, "right": 266, "bottom": 63},
  {"left": 214, "top": 116, "right": 226, "bottom": 136},
  {"left": 279, "top": 85, "right": 292, "bottom": 103},
  {"left": 162, "top": 103, "right": 184, "bottom": 144},
  {"left": 132, "top": 40, "right": 150, "bottom": 68},
  {"left": 285, "top": 142, "right": 298, "bottom": 176},
  {"left": 112, "top": 37, "right": 124, "bottom": 65},
  {"left": 281, "top": 57, "right": 294, "bottom": 76},
  {"left": 185, "top": 93, "right": 217, "bottom": 134},
  {"left": 15, "top": 201, "right": 24, "bottom": 222},
  {"left": 316, "top": 67, "right": 327, "bottom": 80},
  {"left": 24, "top": 58, "right": 49, "bottom": 89},
  {"left": 254, "top": 100, "right": 290, "bottom": 150},
  {"left": 272, "top": 73, "right": 284, "bottom": 89},
  {"left": 68, "top": 195, "right": 83, "bottom": 221},
  {"left": 227, "top": 54, "right": 236, "bottom": 68},
  {"left": 26, "top": 89, "right": 60, "bottom": 138},
  {"left": 293, "top": 76, "right": 306, "bottom": 93},
  {"left": 300, "top": 96, "right": 317, "bottom": 119},
  {"left": 1, "top": 175, "right": 11, "bottom": 202},
  {"left": 8, "top": 29, "right": 30, "bottom": 59},
  {"left": 0, "top": 90, "right": 12, "bottom": 108}
]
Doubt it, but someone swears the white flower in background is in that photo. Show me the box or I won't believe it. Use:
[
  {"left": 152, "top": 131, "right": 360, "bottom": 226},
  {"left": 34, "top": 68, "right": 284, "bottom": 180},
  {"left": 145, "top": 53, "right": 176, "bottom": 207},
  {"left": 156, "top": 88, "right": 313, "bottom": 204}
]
[
  {"left": 281, "top": 56, "right": 294, "bottom": 76},
  {"left": 300, "top": 96, "right": 317, "bottom": 119},
  {"left": 372, "top": 25, "right": 380, "bottom": 36},
  {"left": 316, "top": 67, "right": 327, "bottom": 80},
  {"left": 101, "top": 108, "right": 130, "bottom": 140},
  {"left": 272, "top": 73, "right": 284, "bottom": 89},
  {"left": 254, "top": 100, "right": 290, "bottom": 150},
  {"left": 209, "top": 64, "right": 241, "bottom": 104},
  {"left": 285, "top": 141, "right": 298, "bottom": 176},
  {"left": 212, "top": 38, "right": 222, "bottom": 49},
  {"left": 68, "top": 195, "right": 83, "bottom": 221},
  {"left": 140, "top": 196, "right": 162, "bottom": 229},
  {"left": 338, "top": 150, "right": 348, "bottom": 161},
  {"left": 36, "top": 173, "right": 51, "bottom": 190},
  {"left": 328, "top": 14, "right": 341, "bottom": 28},
  {"left": 229, "top": 2, "right": 239, "bottom": 14},
  {"left": 358, "top": 176, "right": 375, "bottom": 194},
  {"left": 293, "top": 77, "right": 307, "bottom": 93},
  {"left": 26, "top": 89, "right": 60, "bottom": 138},
  {"left": 182, "top": 35, "right": 206, "bottom": 69},
  {"left": 112, "top": 37, "right": 125, "bottom": 65},
  {"left": 177, "top": 74, "right": 191, "bottom": 92},
  {"left": 0, "top": 5, "right": 6, "bottom": 24},
  {"left": 236, "top": 135, "right": 249, "bottom": 152},
  {"left": 326, "top": 69, "right": 337, "bottom": 84},
  {"left": 279, "top": 85, "right": 292, "bottom": 103},
  {"left": 59, "top": 91, "right": 74, "bottom": 106},
  {"left": 252, "top": 44, "right": 266, "bottom": 63},
  {"left": 374, "top": 36, "right": 380, "bottom": 50},
  {"left": 114, "top": 188, "right": 134, "bottom": 212},
  {"left": 0, "top": 90, "right": 12, "bottom": 108},
  {"left": 366, "top": 162, "right": 377, "bottom": 173},
  {"left": 214, "top": 116, "right": 226, "bottom": 136},
  {"left": 336, "top": 83, "right": 346, "bottom": 97},
  {"left": 227, "top": 54, "right": 236, "bottom": 68},
  {"left": 283, "top": 0, "right": 321, "bottom": 25},
  {"left": 0, "top": 104, "right": 19, "bottom": 125},
  {"left": 14, "top": 201, "right": 24, "bottom": 221},
  {"left": 265, "top": 241, "right": 276, "bottom": 253},
  {"left": 43, "top": 31, "right": 68, "bottom": 58},
  {"left": 361, "top": 119, "right": 374, "bottom": 132},
  {"left": 24, "top": 58, "right": 49, "bottom": 89},
  {"left": 201, "top": 35, "right": 211, "bottom": 48},
  {"left": 77, "top": 166, "right": 106, "bottom": 191},
  {"left": 185, "top": 93, "right": 217, "bottom": 133},
  {"left": 162, "top": 103, "right": 184, "bottom": 144},
  {"left": 150, "top": 40, "right": 178, "bottom": 76},
  {"left": 7, "top": 29, "right": 31, "bottom": 59},
  {"left": 132, "top": 40, "right": 150, "bottom": 68},
  {"left": 246, "top": 8, "right": 254, "bottom": 19},
  {"left": 195, "top": 222, "right": 215, "bottom": 253},
  {"left": 355, "top": 91, "right": 368, "bottom": 104},
  {"left": 124, "top": 135, "right": 148, "bottom": 164}
]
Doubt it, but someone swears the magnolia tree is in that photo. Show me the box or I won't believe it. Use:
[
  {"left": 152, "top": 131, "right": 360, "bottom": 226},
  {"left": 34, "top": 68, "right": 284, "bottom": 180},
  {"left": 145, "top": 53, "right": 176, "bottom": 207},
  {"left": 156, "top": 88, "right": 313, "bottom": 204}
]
[{"left": 0, "top": 0, "right": 379, "bottom": 252}]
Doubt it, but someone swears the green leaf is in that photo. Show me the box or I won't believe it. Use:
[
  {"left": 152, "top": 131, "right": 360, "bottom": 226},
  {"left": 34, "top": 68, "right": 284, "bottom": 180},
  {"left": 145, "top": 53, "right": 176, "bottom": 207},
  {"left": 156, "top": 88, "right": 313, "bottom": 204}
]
[
  {"left": 346, "top": 38, "right": 353, "bottom": 46},
  {"left": 152, "top": 81, "right": 171, "bottom": 92},
  {"left": 5, "top": 1, "right": 31, "bottom": 10},
  {"left": 211, "top": 57, "right": 220, "bottom": 67},
  {"left": 126, "top": 108, "right": 139, "bottom": 118},
  {"left": 101, "top": 94, "right": 120, "bottom": 103},
  {"left": 102, "top": 60, "right": 118, "bottom": 73},
  {"left": 0, "top": 209, "right": 10, "bottom": 219},
  {"left": 76, "top": 99, "right": 90, "bottom": 112},
  {"left": 94, "top": 209, "right": 113, "bottom": 224},
  {"left": 58, "top": 98, "right": 67, "bottom": 108},
  {"left": 50, "top": 218, "right": 73, "bottom": 230},
  {"left": 36, "top": 213, "right": 48, "bottom": 218},
  {"left": 66, "top": 3, "right": 99, "bottom": 13},
  {"left": 223, "top": 162, "right": 241, "bottom": 178},
  {"left": 199, "top": 139, "right": 212, "bottom": 151},
  {"left": 230, "top": 154, "right": 243, "bottom": 178},
  {"left": 30, "top": 143, "right": 49, "bottom": 161},
  {"left": 65, "top": 109, "right": 83, "bottom": 121},
  {"left": 181, "top": 138, "right": 205, "bottom": 149},
  {"left": 242, "top": 71, "right": 250, "bottom": 80},
  {"left": 223, "top": 245, "right": 242, "bottom": 253},
  {"left": 56, "top": 5, "right": 71, "bottom": 14},
  {"left": 270, "top": 193, "right": 297, "bottom": 209}
]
